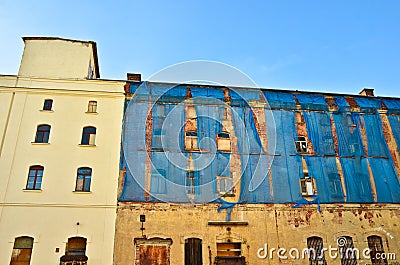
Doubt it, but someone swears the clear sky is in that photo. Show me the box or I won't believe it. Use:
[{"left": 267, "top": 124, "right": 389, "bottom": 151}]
[{"left": 0, "top": 0, "right": 399, "bottom": 96}]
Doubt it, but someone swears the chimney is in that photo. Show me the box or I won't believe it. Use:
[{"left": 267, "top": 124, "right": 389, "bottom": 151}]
[
  {"left": 127, "top": 73, "right": 141, "bottom": 82},
  {"left": 359, "top": 88, "right": 375, "bottom": 97}
]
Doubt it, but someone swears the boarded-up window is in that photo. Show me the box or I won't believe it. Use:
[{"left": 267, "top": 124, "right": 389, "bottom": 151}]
[
  {"left": 215, "top": 242, "right": 245, "bottom": 265},
  {"left": 66, "top": 237, "right": 87, "bottom": 256},
  {"left": 10, "top": 236, "right": 34, "bottom": 265},
  {"left": 367, "top": 236, "right": 388, "bottom": 265},
  {"left": 134, "top": 238, "right": 172, "bottom": 265},
  {"left": 185, "top": 238, "right": 202, "bottom": 265}
]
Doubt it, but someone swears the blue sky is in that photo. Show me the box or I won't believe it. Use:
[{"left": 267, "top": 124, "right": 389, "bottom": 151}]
[{"left": 0, "top": 0, "right": 399, "bottom": 96}]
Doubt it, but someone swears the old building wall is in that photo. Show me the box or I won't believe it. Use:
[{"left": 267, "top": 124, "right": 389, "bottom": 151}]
[{"left": 114, "top": 203, "right": 400, "bottom": 265}]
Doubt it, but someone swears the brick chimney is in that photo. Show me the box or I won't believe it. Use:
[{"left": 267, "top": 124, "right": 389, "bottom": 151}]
[
  {"left": 359, "top": 88, "right": 375, "bottom": 97},
  {"left": 127, "top": 73, "right": 141, "bottom": 82}
]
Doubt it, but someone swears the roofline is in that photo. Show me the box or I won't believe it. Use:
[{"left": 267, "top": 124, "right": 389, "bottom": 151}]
[
  {"left": 22, "top": 37, "right": 100, "bottom": 78},
  {"left": 125, "top": 80, "right": 400, "bottom": 100}
]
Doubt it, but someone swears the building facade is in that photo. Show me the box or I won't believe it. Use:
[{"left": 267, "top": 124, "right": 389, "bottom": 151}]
[
  {"left": 115, "top": 82, "right": 400, "bottom": 265},
  {"left": 0, "top": 37, "right": 125, "bottom": 265}
]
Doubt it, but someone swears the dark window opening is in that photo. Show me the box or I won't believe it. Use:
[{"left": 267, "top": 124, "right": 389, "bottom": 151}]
[
  {"left": 307, "top": 236, "right": 327, "bottom": 265},
  {"left": 367, "top": 236, "right": 388, "bottom": 265},
  {"left": 338, "top": 236, "right": 357, "bottom": 265},
  {"left": 43, "top": 99, "right": 53, "bottom": 111},
  {"left": 35, "top": 124, "right": 51, "bottom": 143},
  {"left": 81, "top": 126, "right": 96, "bottom": 145},
  {"left": 295, "top": 136, "right": 308, "bottom": 153}
]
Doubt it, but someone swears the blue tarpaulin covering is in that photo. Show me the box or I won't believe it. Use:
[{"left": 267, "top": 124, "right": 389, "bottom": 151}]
[
  {"left": 295, "top": 93, "right": 328, "bottom": 111},
  {"left": 120, "top": 82, "right": 400, "bottom": 205}
]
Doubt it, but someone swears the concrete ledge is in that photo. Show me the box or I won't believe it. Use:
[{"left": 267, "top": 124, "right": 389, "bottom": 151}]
[{"left": 207, "top": 221, "right": 248, "bottom": 226}]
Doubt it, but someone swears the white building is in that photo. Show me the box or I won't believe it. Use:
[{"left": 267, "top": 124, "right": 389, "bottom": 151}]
[{"left": 0, "top": 37, "right": 125, "bottom": 265}]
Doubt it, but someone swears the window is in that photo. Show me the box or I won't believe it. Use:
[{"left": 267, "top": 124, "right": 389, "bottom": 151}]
[
  {"left": 26, "top": 166, "right": 44, "bottom": 190},
  {"left": 34, "top": 124, "right": 51, "bottom": 143},
  {"left": 300, "top": 176, "right": 315, "bottom": 196},
  {"left": 43, "top": 99, "right": 53, "bottom": 111},
  {"left": 217, "top": 132, "right": 231, "bottom": 152},
  {"left": 367, "top": 236, "right": 388, "bottom": 265},
  {"left": 185, "top": 131, "right": 199, "bottom": 151},
  {"left": 75, "top": 167, "right": 92, "bottom": 192},
  {"left": 306, "top": 236, "right": 327, "bottom": 265},
  {"left": 60, "top": 237, "right": 88, "bottom": 264},
  {"left": 185, "top": 238, "right": 202, "bottom": 265},
  {"left": 338, "top": 236, "right": 357, "bottom": 265},
  {"left": 186, "top": 171, "right": 199, "bottom": 195},
  {"left": 296, "top": 136, "right": 308, "bottom": 153},
  {"left": 217, "top": 176, "right": 234, "bottom": 196},
  {"left": 10, "top": 236, "right": 34, "bottom": 265},
  {"left": 87, "top": 101, "right": 97, "bottom": 113},
  {"left": 81, "top": 126, "right": 96, "bottom": 145},
  {"left": 151, "top": 169, "right": 167, "bottom": 194},
  {"left": 217, "top": 242, "right": 242, "bottom": 257}
]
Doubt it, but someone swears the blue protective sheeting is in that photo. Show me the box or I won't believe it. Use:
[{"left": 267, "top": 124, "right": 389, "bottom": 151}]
[
  {"left": 388, "top": 115, "right": 400, "bottom": 149},
  {"left": 303, "top": 112, "right": 335, "bottom": 155},
  {"left": 332, "top": 113, "right": 365, "bottom": 156},
  {"left": 361, "top": 114, "right": 389, "bottom": 158},
  {"left": 383, "top": 99, "right": 400, "bottom": 114},
  {"left": 334, "top": 96, "right": 351, "bottom": 112},
  {"left": 368, "top": 158, "right": 400, "bottom": 203},
  {"left": 263, "top": 91, "right": 297, "bottom": 110},
  {"left": 295, "top": 93, "right": 328, "bottom": 111},
  {"left": 340, "top": 157, "right": 373, "bottom": 202},
  {"left": 354, "top": 97, "right": 382, "bottom": 113},
  {"left": 121, "top": 82, "right": 400, "bottom": 205}
]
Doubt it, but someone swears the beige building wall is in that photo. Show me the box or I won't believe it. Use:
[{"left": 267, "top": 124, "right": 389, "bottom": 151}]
[
  {"left": 0, "top": 37, "right": 125, "bottom": 265},
  {"left": 115, "top": 203, "right": 400, "bottom": 265}
]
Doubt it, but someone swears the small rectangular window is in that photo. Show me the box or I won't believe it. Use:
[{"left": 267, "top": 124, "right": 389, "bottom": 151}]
[
  {"left": 217, "top": 132, "right": 231, "bottom": 152},
  {"left": 300, "top": 177, "right": 315, "bottom": 196},
  {"left": 185, "top": 131, "right": 199, "bottom": 151},
  {"left": 296, "top": 136, "right": 308, "bottom": 153},
  {"left": 186, "top": 171, "right": 199, "bottom": 195},
  {"left": 27, "top": 166, "right": 44, "bottom": 190},
  {"left": 217, "top": 176, "right": 234, "bottom": 196},
  {"left": 43, "top": 99, "right": 53, "bottom": 111},
  {"left": 87, "top": 101, "right": 97, "bottom": 113}
]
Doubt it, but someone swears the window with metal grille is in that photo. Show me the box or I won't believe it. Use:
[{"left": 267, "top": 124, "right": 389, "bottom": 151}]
[
  {"left": 338, "top": 236, "right": 357, "bottom": 265},
  {"left": 43, "top": 99, "right": 53, "bottom": 111},
  {"left": 81, "top": 126, "right": 96, "bottom": 145},
  {"left": 10, "top": 236, "right": 34, "bottom": 265},
  {"left": 34, "top": 124, "right": 51, "bottom": 143},
  {"left": 87, "top": 101, "right": 97, "bottom": 113},
  {"left": 26, "top": 166, "right": 44, "bottom": 190},
  {"left": 75, "top": 167, "right": 92, "bottom": 192},
  {"left": 306, "top": 236, "right": 327, "bottom": 265},
  {"left": 367, "top": 236, "right": 388, "bottom": 265}
]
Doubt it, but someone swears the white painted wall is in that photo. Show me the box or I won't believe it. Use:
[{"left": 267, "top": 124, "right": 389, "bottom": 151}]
[{"left": 0, "top": 37, "right": 125, "bottom": 265}]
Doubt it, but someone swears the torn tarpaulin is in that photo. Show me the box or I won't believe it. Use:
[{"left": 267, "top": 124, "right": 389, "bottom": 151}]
[{"left": 292, "top": 195, "right": 321, "bottom": 212}]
